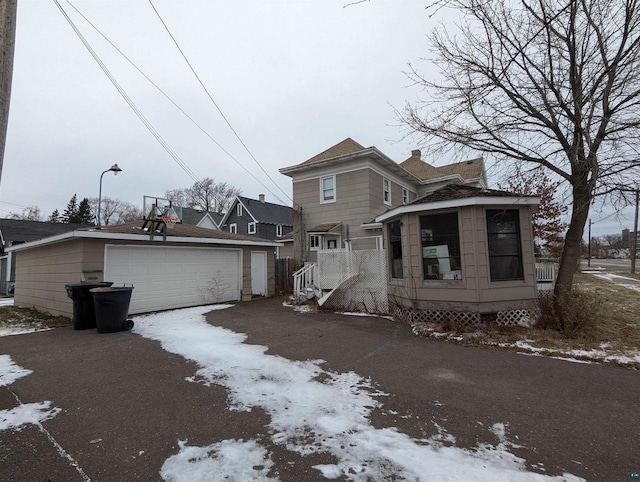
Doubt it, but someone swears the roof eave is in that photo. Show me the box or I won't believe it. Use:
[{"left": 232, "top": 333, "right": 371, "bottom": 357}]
[{"left": 375, "top": 196, "right": 541, "bottom": 223}]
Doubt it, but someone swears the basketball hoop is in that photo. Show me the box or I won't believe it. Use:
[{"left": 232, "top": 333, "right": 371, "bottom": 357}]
[{"left": 161, "top": 206, "right": 180, "bottom": 229}]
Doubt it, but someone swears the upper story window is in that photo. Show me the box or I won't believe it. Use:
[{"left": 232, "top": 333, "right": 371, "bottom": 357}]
[
  {"left": 402, "top": 188, "right": 409, "bottom": 205},
  {"left": 486, "top": 209, "right": 523, "bottom": 281},
  {"left": 389, "top": 220, "right": 403, "bottom": 279},
  {"left": 237, "top": 203, "right": 243, "bottom": 217},
  {"left": 383, "top": 178, "right": 391, "bottom": 206},
  {"left": 276, "top": 224, "right": 283, "bottom": 237},
  {"left": 229, "top": 223, "right": 237, "bottom": 234},
  {"left": 420, "top": 212, "right": 462, "bottom": 280},
  {"left": 248, "top": 222, "right": 256, "bottom": 234},
  {"left": 320, "top": 176, "right": 335, "bottom": 203}
]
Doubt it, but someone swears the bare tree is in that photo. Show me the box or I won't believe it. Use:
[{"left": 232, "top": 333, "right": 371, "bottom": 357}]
[
  {"left": 401, "top": 0, "right": 640, "bottom": 305},
  {"left": 88, "top": 197, "right": 142, "bottom": 226},
  {"left": 165, "top": 177, "right": 241, "bottom": 214},
  {"left": 9, "top": 205, "right": 42, "bottom": 221}
]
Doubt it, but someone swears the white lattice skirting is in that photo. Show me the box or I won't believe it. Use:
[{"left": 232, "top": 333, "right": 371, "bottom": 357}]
[{"left": 391, "top": 303, "right": 539, "bottom": 327}]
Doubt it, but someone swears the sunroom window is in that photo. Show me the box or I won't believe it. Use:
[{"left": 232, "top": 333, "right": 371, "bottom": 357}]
[
  {"left": 389, "top": 220, "right": 403, "bottom": 279},
  {"left": 420, "top": 212, "right": 462, "bottom": 280},
  {"left": 486, "top": 209, "right": 523, "bottom": 281}
]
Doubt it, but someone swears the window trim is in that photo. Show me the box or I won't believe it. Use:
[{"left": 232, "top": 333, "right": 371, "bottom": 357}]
[
  {"left": 229, "top": 223, "right": 237, "bottom": 234},
  {"left": 389, "top": 220, "right": 403, "bottom": 279},
  {"left": 419, "top": 211, "right": 462, "bottom": 281},
  {"left": 402, "top": 188, "right": 409, "bottom": 205},
  {"left": 276, "top": 224, "right": 283, "bottom": 237},
  {"left": 237, "top": 203, "right": 243, "bottom": 217},
  {"left": 383, "top": 178, "right": 391, "bottom": 206},
  {"left": 320, "top": 175, "right": 336, "bottom": 204},
  {"left": 248, "top": 222, "right": 256, "bottom": 234},
  {"left": 486, "top": 209, "right": 524, "bottom": 282},
  {"left": 309, "top": 234, "right": 321, "bottom": 251}
]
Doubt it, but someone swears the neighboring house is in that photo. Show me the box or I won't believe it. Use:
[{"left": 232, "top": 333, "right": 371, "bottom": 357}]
[
  {"left": 0, "top": 219, "right": 92, "bottom": 295},
  {"left": 220, "top": 195, "right": 293, "bottom": 244},
  {"left": 280, "top": 138, "right": 542, "bottom": 324},
  {"left": 279, "top": 137, "right": 486, "bottom": 262},
  {"left": 178, "top": 206, "right": 222, "bottom": 230},
  {"left": 7, "top": 221, "right": 283, "bottom": 317}
]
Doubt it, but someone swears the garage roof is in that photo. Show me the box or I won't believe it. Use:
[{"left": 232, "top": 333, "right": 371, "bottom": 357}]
[{"left": 7, "top": 221, "right": 283, "bottom": 253}]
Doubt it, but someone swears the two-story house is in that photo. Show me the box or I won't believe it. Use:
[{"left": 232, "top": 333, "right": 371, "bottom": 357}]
[
  {"left": 279, "top": 138, "right": 487, "bottom": 262},
  {"left": 280, "top": 138, "right": 542, "bottom": 326},
  {"left": 220, "top": 195, "right": 293, "bottom": 241}
]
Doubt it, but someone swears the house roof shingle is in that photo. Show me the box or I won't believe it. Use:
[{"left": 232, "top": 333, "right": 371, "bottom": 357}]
[
  {"left": 408, "top": 184, "right": 529, "bottom": 205},
  {"left": 179, "top": 207, "right": 222, "bottom": 227},
  {"left": 238, "top": 196, "right": 293, "bottom": 225},
  {"left": 306, "top": 222, "right": 342, "bottom": 233},
  {"left": 300, "top": 137, "right": 366, "bottom": 166},
  {"left": 0, "top": 219, "right": 92, "bottom": 248},
  {"left": 81, "top": 221, "right": 274, "bottom": 243},
  {"left": 400, "top": 150, "right": 485, "bottom": 183}
]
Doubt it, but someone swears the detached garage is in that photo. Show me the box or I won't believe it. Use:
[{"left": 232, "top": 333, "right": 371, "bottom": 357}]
[{"left": 8, "top": 222, "right": 281, "bottom": 317}]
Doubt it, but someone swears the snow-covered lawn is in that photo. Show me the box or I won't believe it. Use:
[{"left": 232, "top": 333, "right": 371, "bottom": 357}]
[{"left": 133, "top": 305, "right": 583, "bottom": 481}]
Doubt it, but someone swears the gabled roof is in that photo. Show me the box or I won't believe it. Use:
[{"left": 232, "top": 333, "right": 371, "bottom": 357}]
[
  {"left": 179, "top": 207, "right": 221, "bottom": 227},
  {"left": 221, "top": 196, "right": 293, "bottom": 227},
  {"left": 399, "top": 150, "right": 486, "bottom": 184},
  {"left": 0, "top": 218, "right": 92, "bottom": 248},
  {"left": 375, "top": 184, "right": 539, "bottom": 223},
  {"left": 301, "top": 137, "right": 366, "bottom": 166}
]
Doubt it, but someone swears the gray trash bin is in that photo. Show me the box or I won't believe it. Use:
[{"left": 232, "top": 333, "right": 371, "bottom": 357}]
[
  {"left": 90, "top": 286, "right": 135, "bottom": 333},
  {"left": 65, "top": 282, "right": 114, "bottom": 330}
]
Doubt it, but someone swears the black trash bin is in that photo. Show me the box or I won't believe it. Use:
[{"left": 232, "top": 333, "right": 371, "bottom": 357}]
[
  {"left": 65, "top": 282, "right": 114, "bottom": 330},
  {"left": 91, "top": 286, "right": 135, "bottom": 334}
]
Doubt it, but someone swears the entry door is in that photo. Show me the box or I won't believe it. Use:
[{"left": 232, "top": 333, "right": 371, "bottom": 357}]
[{"left": 251, "top": 251, "right": 267, "bottom": 297}]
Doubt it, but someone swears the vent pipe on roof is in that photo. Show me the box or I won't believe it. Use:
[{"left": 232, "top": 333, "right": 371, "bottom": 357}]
[
  {"left": 259, "top": 194, "right": 265, "bottom": 203},
  {"left": 411, "top": 149, "right": 421, "bottom": 159}
]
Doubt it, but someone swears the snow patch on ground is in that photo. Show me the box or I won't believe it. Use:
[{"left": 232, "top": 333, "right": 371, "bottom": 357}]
[
  {"left": 592, "top": 273, "right": 640, "bottom": 291},
  {"left": 0, "top": 326, "right": 52, "bottom": 337},
  {"left": 0, "top": 354, "right": 61, "bottom": 431},
  {"left": 134, "top": 305, "right": 583, "bottom": 481},
  {"left": 282, "top": 300, "right": 315, "bottom": 313},
  {"left": 0, "top": 298, "right": 14, "bottom": 307},
  {"left": 512, "top": 341, "right": 640, "bottom": 366},
  {"left": 161, "top": 439, "right": 276, "bottom": 482}
]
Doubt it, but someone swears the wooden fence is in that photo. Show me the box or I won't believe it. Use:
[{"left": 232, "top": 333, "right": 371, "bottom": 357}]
[{"left": 275, "top": 258, "right": 300, "bottom": 294}]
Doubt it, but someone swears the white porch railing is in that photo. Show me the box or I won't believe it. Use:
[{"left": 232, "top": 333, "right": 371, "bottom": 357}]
[
  {"left": 535, "top": 261, "right": 555, "bottom": 291},
  {"left": 293, "top": 262, "right": 318, "bottom": 300}
]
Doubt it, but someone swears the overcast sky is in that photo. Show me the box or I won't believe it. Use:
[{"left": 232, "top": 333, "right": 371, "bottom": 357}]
[{"left": 1, "top": 0, "right": 635, "bottom": 238}]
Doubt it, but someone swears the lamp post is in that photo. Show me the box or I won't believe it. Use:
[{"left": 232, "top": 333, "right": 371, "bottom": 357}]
[{"left": 98, "top": 164, "right": 122, "bottom": 227}]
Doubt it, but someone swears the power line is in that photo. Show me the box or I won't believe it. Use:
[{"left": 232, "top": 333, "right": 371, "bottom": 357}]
[
  {"left": 53, "top": 0, "right": 201, "bottom": 185},
  {"left": 64, "top": 0, "right": 289, "bottom": 208},
  {"left": 147, "top": 0, "right": 293, "bottom": 206}
]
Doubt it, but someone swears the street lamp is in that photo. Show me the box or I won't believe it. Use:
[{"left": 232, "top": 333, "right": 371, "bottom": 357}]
[{"left": 98, "top": 164, "right": 122, "bottom": 227}]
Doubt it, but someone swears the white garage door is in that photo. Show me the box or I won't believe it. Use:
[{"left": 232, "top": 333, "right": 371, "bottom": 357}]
[{"left": 104, "top": 245, "right": 241, "bottom": 314}]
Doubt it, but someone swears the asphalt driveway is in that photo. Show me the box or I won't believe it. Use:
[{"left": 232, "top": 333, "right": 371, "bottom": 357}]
[{"left": 0, "top": 296, "right": 638, "bottom": 481}]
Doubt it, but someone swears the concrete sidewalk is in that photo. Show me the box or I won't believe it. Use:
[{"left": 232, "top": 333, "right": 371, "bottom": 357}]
[{"left": 0, "top": 297, "right": 638, "bottom": 480}]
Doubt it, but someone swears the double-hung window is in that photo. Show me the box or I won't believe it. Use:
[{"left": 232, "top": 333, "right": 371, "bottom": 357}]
[
  {"left": 320, "top": 176, "right": 335, "bottom": 203},
  {"left": 420, "top": 213, "right": 462, "bottom": 280},
  {"left": 248, "top": 222, "right": 256, "bottom": 234},
  {"left": 402, "top": 188, "right": 409, "bottom": 204},
  {"left": 383, "top": 178, "right": 391, "bottom": 205},
  {"left": 237, "top": 203, "right": 243, "bottom": 217},
  {"left": 486, "top": 210, "right": 523, "bottom": 281},
  {"left": 309, "top": 234, "right": 320, "bottom": 250}
]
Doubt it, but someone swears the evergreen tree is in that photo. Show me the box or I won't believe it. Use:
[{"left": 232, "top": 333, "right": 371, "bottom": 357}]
[
  {"left": 62, "top": 194, "right": 78, "bottom": 223},
  {"left": 48, "top": 209, "right": 60, "bottom": 223},
  {"left": 75, "top": 198, "right": 95, "bottom": 225}
]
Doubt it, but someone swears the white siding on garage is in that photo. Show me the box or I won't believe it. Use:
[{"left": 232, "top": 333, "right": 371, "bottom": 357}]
[{"left": 104, "top": 245, "right": 241, "bottom": 314}]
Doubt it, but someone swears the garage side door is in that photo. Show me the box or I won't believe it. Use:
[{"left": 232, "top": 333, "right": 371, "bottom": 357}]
[{"left": 104, "top": 245, "right": 241, "bottom": 314}]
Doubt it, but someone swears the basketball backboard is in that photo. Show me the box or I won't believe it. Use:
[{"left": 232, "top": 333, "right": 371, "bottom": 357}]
[{"left": 143, "top": 195, "right": 181, "bottom": 223}]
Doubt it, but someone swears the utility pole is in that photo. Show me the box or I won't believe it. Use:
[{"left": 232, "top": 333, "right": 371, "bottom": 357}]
[
  {"left": 0, "top": 0, "right": 17, "bottom": 187},
  {"left": 587, "top": 219, "right": 592, "bottom": 268},
  {"left": 632, "top": 190, "right": 639, "bottom": 274}
]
